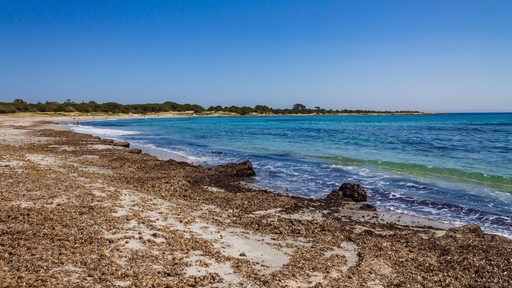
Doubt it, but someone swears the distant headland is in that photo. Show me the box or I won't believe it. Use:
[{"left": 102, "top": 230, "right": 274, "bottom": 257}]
[{"left": 0, "top": 99, "right": 429, "bottom": 116}]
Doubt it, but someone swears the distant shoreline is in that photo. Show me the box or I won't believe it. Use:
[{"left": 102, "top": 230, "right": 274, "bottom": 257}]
[
  {"left": 1, "top": 99, "right": 436, "bottom": 116},
  {"left": 0, "top": 110, "right": 440, "bottom": 121}
]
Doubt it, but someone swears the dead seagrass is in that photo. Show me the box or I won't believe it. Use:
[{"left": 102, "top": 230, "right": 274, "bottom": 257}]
[{"left": 0, "top": 118, "right": 510, "bottom": 288}]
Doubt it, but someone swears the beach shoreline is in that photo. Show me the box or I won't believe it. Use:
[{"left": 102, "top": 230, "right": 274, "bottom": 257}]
[{"left": 1, "top": 116, "right": 511, "bottom": 287}]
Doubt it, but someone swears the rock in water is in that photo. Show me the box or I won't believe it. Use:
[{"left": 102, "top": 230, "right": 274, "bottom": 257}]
[
  {"left": 213, "top": 160, "right": 256, "bottom": 177},
  {"left": 326, "top": 182, "right": 368, "bottom": 203},
  {"left": 340, "top": 183, "right": 368, "bottom": 202}
]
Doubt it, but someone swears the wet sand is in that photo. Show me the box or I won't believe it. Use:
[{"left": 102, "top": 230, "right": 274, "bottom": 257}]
[{"left": 1, "top": 117, "right": 511, "bottom": 287}]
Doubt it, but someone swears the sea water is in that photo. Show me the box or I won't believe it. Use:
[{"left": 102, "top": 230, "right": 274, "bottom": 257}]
[{"left": 72, "top": 113, "right": 512, "bottom": 237}]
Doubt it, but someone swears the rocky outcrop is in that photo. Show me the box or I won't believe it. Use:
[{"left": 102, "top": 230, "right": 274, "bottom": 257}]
[
  {"left": 113, "top": 141, "right": 130, "bottom": 148},
  {"left": 340, "top": 182, "right": 368, "bottom": 202},
  {"left": 211, "top": 160, "right": 256, "bottom": 177},
  {"left": 326, "top": 182, "right": 368, "bottom": 204}
]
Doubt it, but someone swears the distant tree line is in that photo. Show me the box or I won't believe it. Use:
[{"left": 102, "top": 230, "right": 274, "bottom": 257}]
[{"left": 0, "top": 99, "right": 420, "bottom": 115}]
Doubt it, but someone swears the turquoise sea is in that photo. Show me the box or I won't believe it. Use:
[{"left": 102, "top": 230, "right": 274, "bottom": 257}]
[{"left": 72, "top": 113, "right": 512, "bottom": 237}]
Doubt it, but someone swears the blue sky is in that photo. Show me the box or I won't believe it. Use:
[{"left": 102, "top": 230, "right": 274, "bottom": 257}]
[{"left": 1, "top": 0, "right": 511, "bottom": 112}]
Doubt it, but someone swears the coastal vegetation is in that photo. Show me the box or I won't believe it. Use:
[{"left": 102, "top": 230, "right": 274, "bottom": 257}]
[{"left": 0, "top": 99, "right": 421, "bottom": 115}]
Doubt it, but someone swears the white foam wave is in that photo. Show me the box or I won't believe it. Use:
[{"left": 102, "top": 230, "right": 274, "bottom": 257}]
[
  {"left": 70, "top": 125, "right": 140, "bottom": 137},
  {"left": 130, "top": 142, "right": 212, "bottom": 164}
]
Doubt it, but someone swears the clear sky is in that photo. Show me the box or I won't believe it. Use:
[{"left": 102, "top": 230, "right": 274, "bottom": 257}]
[{"left": 1, "top": 0, "right": 511, "bottom": 112}]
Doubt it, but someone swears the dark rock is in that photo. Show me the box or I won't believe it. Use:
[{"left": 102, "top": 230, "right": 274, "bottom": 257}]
[
  {"left": 113, "top": 141, "right": 130, "bottom": 148},
  {"left": 359, "top": 203, "right": 377, "bottom": 211},
  {"left": 212, "top": 160, "right": 256, "bottom": 177},
  {"left": 102, "top": 139, "right": 114, "bottom": 144},
  {"left": 339, "top": 182, "right": 367, "bottom": 202},
  {"left": 127, "top": 148, "right": 142, "bottom": 154},
  {"left": 211, "top": 150, "right": 224, "bottom": 154},
  {"left": 326, "top": 182, "right": 368, "bottom": 204},
  {"left": 325, "top": 190, "right": 344, "bottom": 205},
  {"left": 449, "top": 224, "right": 483, "bottom": 236}
]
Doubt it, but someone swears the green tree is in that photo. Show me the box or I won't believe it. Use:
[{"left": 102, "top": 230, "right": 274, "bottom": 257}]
[
  {"left": 254, "top": 105, "right": 271, "bottom": 114},
  {"left": 208, "top": 105, "right": 223, "bottom": 112},
  {"left": 292, "top": 103, "right": 306, "bottom": 110},
  {"left": 13, "top": 99, "right": 27, "bottom": 105}
]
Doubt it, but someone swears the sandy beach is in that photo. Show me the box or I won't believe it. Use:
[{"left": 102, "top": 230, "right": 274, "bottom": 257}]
[{"left": 1, "top": 116, "right": 511, "bottom": 287}]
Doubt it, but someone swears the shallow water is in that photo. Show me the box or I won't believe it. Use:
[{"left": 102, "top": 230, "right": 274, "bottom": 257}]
[{"left": 72, "top": 113, "right": 512, "bottom": 237}]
